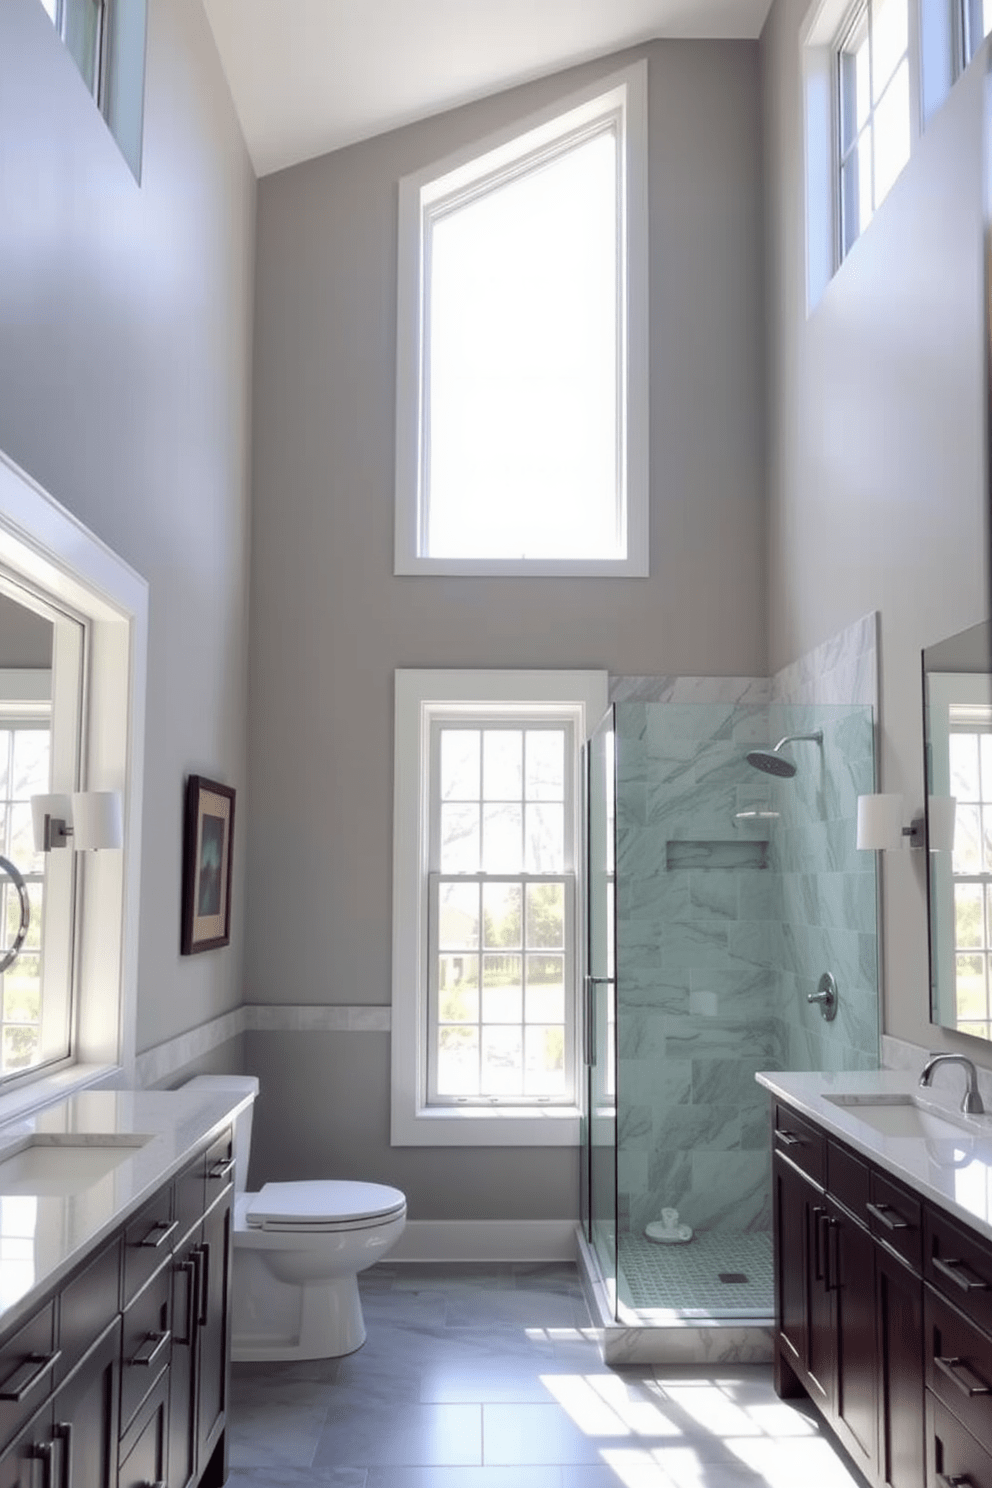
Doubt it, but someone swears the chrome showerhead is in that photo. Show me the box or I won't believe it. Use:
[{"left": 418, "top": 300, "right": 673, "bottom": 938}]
[{"left": 745, "top": 730, "right": 823, "bottom": 778}]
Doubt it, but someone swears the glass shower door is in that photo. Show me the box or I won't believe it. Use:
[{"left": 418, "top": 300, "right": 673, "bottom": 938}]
[{"left": 585, "top": 708, "right": 617, "bottom": 1309}]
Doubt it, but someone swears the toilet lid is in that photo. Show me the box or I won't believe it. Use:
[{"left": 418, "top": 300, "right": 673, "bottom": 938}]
[{"left": 245, "top": 1180, "right": 406, "bottom": 1230}]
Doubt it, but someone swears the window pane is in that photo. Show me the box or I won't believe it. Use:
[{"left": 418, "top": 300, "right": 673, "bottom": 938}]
[
  {"left": 482, "top": 954, "right": 523, "bottom": 1022},
  {"left": 526, "top": 955, "right": 565, "bottom": 1021},
  {"left": 481, "top": 1027, "right": 523, "bottom": 1094},
  {"left": 483, "top": 804, "right": 523, "bottom": 872},
  {"left": 525, "top": 1026, "right": 565, "bottom": 1095},
  {"left": 526, "top": 731, "right": 564, "bottom": 801},
  {"left": 871, "top": 0, "right": 908, "bottom": 98},
  {"left": 526, "top": 882, "right": 565, "bottom": 948},
  {"left": 984, "top": 805, "right": 992, "bottom": 874},
  {"left": 438, "top": 955, "right": 479, "bottom": 1022},
  {"left": 63, "top": 0, "right": 103, "bottom": 95},
  {"left": 839, "top": 21, "right": 870, "bottom": 152},
  {"left": 438, "top": 882, "right": 479, "bottom": 949},
  {"left": 483, "top": 731, "right": 522, "bottom": 802},
  {"left": 427, "top": 131, "right": 621, "bottom": 561},
  {"left": 952, "top": 734, "right": 981, "bottom": 800},
  {"left": 11, "top": 732, "right": 48, "bottom": 800},
  {"left": 438, "top": 1026, "right": 478, "bottom": 1095},
  {"left": 872, "top": 59, "right": 910, "bottom": 209},
  {"left": 3, "top": 961, "right": 40, "bottom": 1025},
  {"left": 957, "top": 953, "right": 987, "bottom": 1018},
  {"left": 482, "top": 882, "right": 522, "bottom": 948},
  {"left": 0, "top": 734, "right": 8, "bottom": 798},
  {"left": 955, "top": 883, "right": 984, "bottom": 949},
  {"left": 954, "top": 804, "right": 981, "bottom": 874},
  {"left": 525, "top": 803, "right": 564, "bottom": 872},
  {"left": 840, "top": 132, "right": 872, "bottom": 258},
  {"left": 8, "top": 806, "right": 40, "bottom": 875},
  {"left": 440, "top": 803, "right": 480, "bottom": 873},
  {"left": 441, "top": 730, "right": 479, "bottom": 801},
  {"left": 2, "top": 1024, "right": 39, "bottom": 1073}
]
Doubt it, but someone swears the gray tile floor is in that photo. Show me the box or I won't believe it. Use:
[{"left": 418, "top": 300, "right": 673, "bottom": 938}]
[{"left": 226, "top": 1262, "right": 866, "bottom": 1488}]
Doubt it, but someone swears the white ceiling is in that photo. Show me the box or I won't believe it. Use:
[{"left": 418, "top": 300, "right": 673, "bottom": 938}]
[{"left": 202, "top": 0, "right": 774, "bottom": 178}]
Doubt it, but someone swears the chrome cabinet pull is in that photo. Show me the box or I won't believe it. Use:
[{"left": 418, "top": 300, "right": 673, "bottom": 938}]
[
  {"left": 139, "top": 1219, "right": 178, "bottom": 1249},
  {"left": 195, "top": 1242, "right": 211, "bottom": 1328},
  {"left": 54, "top": 1420, "right": 72, "bottom": 1488},
  {"left": 812, "top": 1206, "right": 825, "bottom": 1282},
  {"left": 937, "top": 1475, "right": 973, "bottom": 1486},
  {"left": 174, "top": 1259, "right": 197, "bottom": 1345},
  {"left": 933, "top": 1256, "right": 990, "bottom": 1292},
  {"left": 130, "top": 1330, "right": 170, "bottom": 1368},
  {"left": 777, "top": 1130, "right": 801, "bottom": 1147},
  {"left": 867, "top": 1201, "right": 909, "bottom": 1232},
  {"left": 935, "top": 1354, "right": 992, "bottom": 1397},
  {"left": 0, "top": 1349, "right": 61, "bottom": 1402},
  {"left": 208, "top": 1158, "right": 235, "bottom": 1182}
]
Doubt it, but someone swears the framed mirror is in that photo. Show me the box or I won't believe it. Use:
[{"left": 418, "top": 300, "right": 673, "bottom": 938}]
[{"left": 925, "top": 619, "right": 992, "bottom": 1039}]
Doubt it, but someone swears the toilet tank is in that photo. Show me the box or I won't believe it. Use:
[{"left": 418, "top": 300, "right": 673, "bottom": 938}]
[{"left": 183, "top": 1074, "right": 259, "bottom": 1194}]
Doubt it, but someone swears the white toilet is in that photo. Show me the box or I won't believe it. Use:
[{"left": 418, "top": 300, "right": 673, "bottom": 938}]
[{"left": 185, "top": 1075, "right": 406, "bottom": 1360}]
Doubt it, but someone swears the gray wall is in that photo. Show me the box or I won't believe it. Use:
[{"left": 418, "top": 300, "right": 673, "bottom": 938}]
[
  {"left": 247, "top": 42, "right": 766, "bottom": 1216},
  {"left": 762, "top": 5, "right": 990, "bottom": 1055},
  {"left": 0, "top": 0, "right": 255, "bottom": 1054},
  {"left": 0, "top": 596, "right": 51, "bottom": 670}
]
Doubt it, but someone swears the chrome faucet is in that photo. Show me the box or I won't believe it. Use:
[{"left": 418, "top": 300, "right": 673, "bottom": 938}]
[{"left": 918, "top": 1053, "right": 986, "bottom": 1115}]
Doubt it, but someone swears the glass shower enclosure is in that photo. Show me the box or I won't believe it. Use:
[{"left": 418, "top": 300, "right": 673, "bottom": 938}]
[{"left": 581, "top": 699, "right": 878, "bottom": 1324}]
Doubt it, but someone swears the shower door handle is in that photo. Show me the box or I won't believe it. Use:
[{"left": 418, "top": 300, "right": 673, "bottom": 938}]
[{"left": 584, "top": 977, "right": 610, "bottom": 1067}]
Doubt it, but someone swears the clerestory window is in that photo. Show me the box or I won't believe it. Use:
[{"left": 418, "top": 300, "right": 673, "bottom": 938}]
[{"left": 394, "top": 64, "right": 648, "bottom": 577}]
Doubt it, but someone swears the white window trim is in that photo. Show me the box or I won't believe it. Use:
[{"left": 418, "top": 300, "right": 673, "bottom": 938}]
[
  {"left": 801, "top": 0, "right": 921, "bottom": 311},
  {"left": 394, "top": 61, "right": 649, "bottom": 578},
  {"left": 391, "top": 668, "right": 608, "bottom": 1146},
  {"left": 0, "top": 447, "right": 147, "bottom": 1123}
]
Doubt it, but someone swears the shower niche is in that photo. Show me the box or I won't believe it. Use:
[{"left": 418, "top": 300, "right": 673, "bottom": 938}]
[{"left": 579, "top": 699, "right": 878, "bottom": 1345}]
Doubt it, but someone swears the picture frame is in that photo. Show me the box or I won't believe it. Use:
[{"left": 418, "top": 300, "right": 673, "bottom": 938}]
[{"left": 181, "top": 774, "right": 235, "bottom": 955}]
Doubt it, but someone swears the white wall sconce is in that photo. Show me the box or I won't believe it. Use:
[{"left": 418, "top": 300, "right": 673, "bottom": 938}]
[
  {"left": 31, "top": 791, "right": 124, "bottom": 852},
  {"left": 856, "top": 793, "right": 924, "bottom": 850}
]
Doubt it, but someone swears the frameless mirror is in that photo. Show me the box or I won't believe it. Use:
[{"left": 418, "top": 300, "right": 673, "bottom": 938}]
[
  {"left": 925, "top": 619, "right": 992, "bottom": 1040},
  {"left": 0, "top": 576, "right": 83, "bottom": 1080}
]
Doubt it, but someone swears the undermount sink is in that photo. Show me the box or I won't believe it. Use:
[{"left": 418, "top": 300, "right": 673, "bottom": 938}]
[
  {"left": 0, "top": 1134, "right": 153, "bottom": 1196},
  {"left": 823, "top": 1095, "right": 971, "bottom": 1142}
]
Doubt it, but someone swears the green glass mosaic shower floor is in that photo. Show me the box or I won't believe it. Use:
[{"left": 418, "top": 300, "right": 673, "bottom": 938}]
[{"left": 617, "top": 1231, "right": 773, "bottom": 1317}]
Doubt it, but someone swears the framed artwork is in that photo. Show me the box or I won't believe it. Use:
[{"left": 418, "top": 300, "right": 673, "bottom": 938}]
[{"left": 181, "top": 774, "right": 235, "bottom": 954}]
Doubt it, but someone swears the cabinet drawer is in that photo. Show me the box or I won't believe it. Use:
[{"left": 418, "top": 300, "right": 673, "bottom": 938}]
[
  {"left": 56, "top": 1236, "right": 121, "bottom": 1385},
  {"left": 869, "top": 1170, "right": 922, "bottom": 1271},
  {"left": 925, "top": 1206, "right": 992, "bottom": 1333},
  {"left": 774, "top": 1104, "right": 825, "bottom": 1184},
  {"left": 827, "top": 1139, "right": 869, "bottom": 1222},
  {"left": 0, "top": 1301, "right": 57, "bottom": 1455},
  {"left": 123, "top": 1187, "right": 177, "bottom": 1307},
  {"left": 928, "top": 1388, "right": 992, "bottom": 1488},
  {"left": 120, "top": 1264, "right": 172, "bottom": 1435},
  {"left": 925, "top": 1286, "right": 992, "bottom": 1447}
]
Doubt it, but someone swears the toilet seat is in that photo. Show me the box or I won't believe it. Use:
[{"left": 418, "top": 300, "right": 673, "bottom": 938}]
[{"left": 244, "top": 1180, "right": 406, "bottom": 1233}]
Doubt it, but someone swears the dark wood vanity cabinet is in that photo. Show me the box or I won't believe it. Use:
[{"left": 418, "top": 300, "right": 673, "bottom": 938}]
[{"left": 0, "top": 1127, "right": 233, "bottom": 1488}]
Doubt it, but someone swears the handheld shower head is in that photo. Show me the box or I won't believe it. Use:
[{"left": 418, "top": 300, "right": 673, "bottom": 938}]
[{"left": 745, "top": 730, "right": 823, "bottom": 778}]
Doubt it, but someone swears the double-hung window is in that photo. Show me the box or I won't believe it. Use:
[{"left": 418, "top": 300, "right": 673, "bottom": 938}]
[
  {"left": 836, "top": 0, "right": 912, "bottom": 259},
  {"left": 392, "top": 670, "right": 607, "bottom": 1146},
  {"left": 394, "top": 63, "right": 648, "bottom": 577}
]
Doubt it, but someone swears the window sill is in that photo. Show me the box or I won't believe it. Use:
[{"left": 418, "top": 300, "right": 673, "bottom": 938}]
[
  {"left": 391, "top": 1103, "right": 581, "bottom": 1147},
  {"left": 0, "top": 1063, "right": 123, "bottom": 1129}
]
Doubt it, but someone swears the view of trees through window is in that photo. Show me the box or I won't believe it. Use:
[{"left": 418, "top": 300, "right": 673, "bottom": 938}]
[{"left": 951, "top": 728, "right": 992, "bottom": 1038}]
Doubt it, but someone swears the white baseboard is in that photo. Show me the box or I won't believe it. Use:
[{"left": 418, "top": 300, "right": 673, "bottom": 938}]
[{"left": 390, "top": 1219, "right": 578, "bottom": 1263}]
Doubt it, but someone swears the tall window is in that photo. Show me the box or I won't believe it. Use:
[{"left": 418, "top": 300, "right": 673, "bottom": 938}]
[
  {"left": 395, "top": 64, "right": 648, "bottom": 577},
  {"left": 837, "top": 0, "right": 912, "bottom": 258},
  {"left": 391, "top": 670, "right": 608, "bottom": 1146},
  {"left": 948, "top": 714, "right": 992, "bottom": 1039},
  {"left": 0, "top": 722, "right": 50, "bottom": 1074},
  {"left": 430, "top": 720, "right": 573, "bottom": 1104},
  {"left": 37, "top": 0, "right": 147, "bottom": 180}
]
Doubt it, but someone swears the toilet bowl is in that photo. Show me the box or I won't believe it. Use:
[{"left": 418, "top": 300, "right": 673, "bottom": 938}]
[{"left": 184, "top": 1076, "right": 407, "bottom": 1360}]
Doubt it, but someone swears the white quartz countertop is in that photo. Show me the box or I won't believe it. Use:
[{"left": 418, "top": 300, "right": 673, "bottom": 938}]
[
  {"left": 0, "top": 1087, "right": 250, "bottom": 1336},
  {"left": 757, "top": 1068, "right": 992, "bottom": 1244}
]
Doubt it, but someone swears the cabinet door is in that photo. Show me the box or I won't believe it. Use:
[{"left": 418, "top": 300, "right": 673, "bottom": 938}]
[
  {"left": 0, "top": 1402, "right": 52, "bottom": 1488},
  {"left": 168, "top": 1232, "right": 199, "bottom": 1488},
  {"left": 830, "top": 1203, "right": 877, "bottom": 1477},
  {"left": 875, "top": 1245, "right": 924, "bottom": 1488},
  {"left": 50, "top": 1321, "right": 120, "bottom": 1488},
  {"left": 773, "top": 1153, "right": 815, "bottom": 1388},
  {"left": 195, "top": 1192, "right": 231, "bottom": 1473}
]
